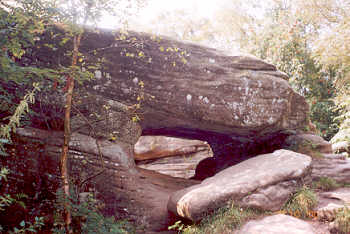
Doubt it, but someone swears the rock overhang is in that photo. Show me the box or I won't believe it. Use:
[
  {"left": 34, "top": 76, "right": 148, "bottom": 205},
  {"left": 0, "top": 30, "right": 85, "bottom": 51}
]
[{"left": 4, "top": 26, "right": 310, "bottom": 168}]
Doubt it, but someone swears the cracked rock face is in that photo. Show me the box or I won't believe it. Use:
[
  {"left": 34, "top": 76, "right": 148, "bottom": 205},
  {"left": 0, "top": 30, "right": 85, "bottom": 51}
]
[{"left": 168, "top": 150, "right": 312, "bottom": 221}]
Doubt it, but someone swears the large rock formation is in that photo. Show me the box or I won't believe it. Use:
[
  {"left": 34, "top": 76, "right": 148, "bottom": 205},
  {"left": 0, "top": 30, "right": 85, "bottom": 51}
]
[
  {"left": 75, "top": 29, "right": 308, "bottom": 138},
  {"left": 1, "top": 28, "right": 317, "bottom": 232},
  {"left": 10, "top": 28, "right": 311, "bottom": 179},
  {"left": 15, "top": 28, "right": 309, "bottom": 160},
  {"left": 9, "top": 127, "right": 199, "bottom": 232}
]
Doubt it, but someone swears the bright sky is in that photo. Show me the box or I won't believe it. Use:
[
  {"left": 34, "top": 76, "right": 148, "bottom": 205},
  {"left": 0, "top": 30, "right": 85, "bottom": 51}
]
[{"left": 100, "top": 0, "right": 233, "bottom": 29}]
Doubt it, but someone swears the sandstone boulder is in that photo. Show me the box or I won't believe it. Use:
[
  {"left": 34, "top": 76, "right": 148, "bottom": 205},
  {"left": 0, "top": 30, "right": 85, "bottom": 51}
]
[
  {"left": 168, "top": 150, "right": 312, "bottom": 221},
  {"left": 236, "top": 214, "right": 320, "bottom": 234}
]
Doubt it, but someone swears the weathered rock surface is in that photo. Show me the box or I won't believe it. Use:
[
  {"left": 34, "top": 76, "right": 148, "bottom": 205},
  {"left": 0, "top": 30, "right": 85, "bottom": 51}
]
[
  {"left": 134, "top": 136, "right": 210, "bottom": 160},
  {"left": 14, "top": 28, "right": 310, "bottom": 159},
  {"left": 0, "top": 28, "right": 313, "bottom": 182},
  {"left": 236, "top": 214, "right": 320, "bottom": 234},
  {"left": 316, "top": 188, "right": 350, "bottom": 221},
  {"left": 1, "top": 28, "right": 318, "bottom": 232},
  {"left": 77, "top": 29, "right": 309, "bottom": 139},
  {"left": 137, "top": 150, "right": 211, "bottom": 179},
  {"left": 311, "top": 154, "right": 350, "bottom": 184},
  {"left": 11, "top": 127, "right": 199, "bottom": 232},
  {"left": 168, "top": 150, "right": 312, "bottom": 221},
  {"left": 16, "top": 127, "right": 136, "bottom": 169},
  {"left": 134, "top": 136, "right": 212, "bottom": 178},
  {"left": 282, "top": 134, "right": 332, "bottom": 157}
]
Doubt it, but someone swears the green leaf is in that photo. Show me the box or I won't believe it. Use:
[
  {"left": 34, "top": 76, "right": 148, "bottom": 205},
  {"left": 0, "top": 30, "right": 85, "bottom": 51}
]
[
  {"left": 20, "top": 220, "right": 25, "bottom": 227},
  {"left": 0, "top": 139, "right": 10, "bottom": 144}
]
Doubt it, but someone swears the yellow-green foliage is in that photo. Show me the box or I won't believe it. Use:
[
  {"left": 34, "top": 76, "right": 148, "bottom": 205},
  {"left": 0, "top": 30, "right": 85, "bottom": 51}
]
[
  {"left": 282, "top": 187, "right": 318, "bottom": 219},
  {"left": 335, "top": 206, "right": 350, "bottom": 234},
  {"left": 312, "top": 177, "right": 340, "bottom": 191},
  {"left": 178, "top": 202, "right": 266, "bottom": 234}
]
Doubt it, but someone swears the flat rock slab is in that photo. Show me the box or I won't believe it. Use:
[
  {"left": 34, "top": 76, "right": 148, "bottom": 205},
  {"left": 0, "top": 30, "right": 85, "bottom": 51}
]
[
  {"left": 168, "top": 150, "right": 311, "bottom": 221},
  {"left": 236, "top": 214, "right": 319, "bottom": 234},
  {"left": 137, "top": 150, "right": 211, "bottom": 179},
  {"left": 311, "top": 154, "right": 350, "bottom": 184}
]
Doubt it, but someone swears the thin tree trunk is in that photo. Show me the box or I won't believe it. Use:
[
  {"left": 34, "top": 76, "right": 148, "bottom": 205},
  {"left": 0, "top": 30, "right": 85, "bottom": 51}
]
[{"left": 61, "top": 33, "right": 81, "bottom": 233}]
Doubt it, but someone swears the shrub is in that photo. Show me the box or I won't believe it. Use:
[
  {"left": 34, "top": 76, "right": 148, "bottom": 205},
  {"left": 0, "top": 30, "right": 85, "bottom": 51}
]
[
  {"left": 174, "top": 202, "right": 266, "bottom": 234},
  {"left": 335, "top": 206, "right": 350, "bottom": 234},
  {"left": 53, "top": 189, "right": 133, "bottom": 233},
  {"left": 282, "top": 186, "right": 318, "bottom": 219},
  {"left": 312, "top": 177, "right": 340, "bottom": 191}
]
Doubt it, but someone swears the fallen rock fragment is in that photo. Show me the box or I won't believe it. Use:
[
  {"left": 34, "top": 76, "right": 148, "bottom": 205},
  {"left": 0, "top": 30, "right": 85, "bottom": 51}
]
[{"left": 168, "top": 150, "right": 312, "bottom": 221}]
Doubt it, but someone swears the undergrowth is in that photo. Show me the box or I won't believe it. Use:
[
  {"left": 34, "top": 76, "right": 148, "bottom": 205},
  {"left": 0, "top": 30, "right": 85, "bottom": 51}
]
[
  {"left": 169, "top": 202, "right": 267, "bottom": 234},
  {"left": 335, "top": 206, "right": 350, "bottom": 234},
  {"left": 53, "top": 189, "right": 133, "bottom": 234},
  {"left": 312, "top": 177, "right": 341, "bottom": 191},
  {"left": 282, "top": 186, "right": 318, "bottom": 219}
]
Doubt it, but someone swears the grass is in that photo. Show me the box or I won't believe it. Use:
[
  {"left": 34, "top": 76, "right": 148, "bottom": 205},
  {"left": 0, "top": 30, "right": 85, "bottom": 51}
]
[
  {"left": 282, "top": 186, "right": 318, "bottom": 219},
  {"left": 170, "top": 202, "right": 267, "bottom": 234},
  {"left": 312, "top": 177, "right": 341, "bottom": 191},
  {"left": 335, "top": 206, "right": 350, "bottom": 234}
]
